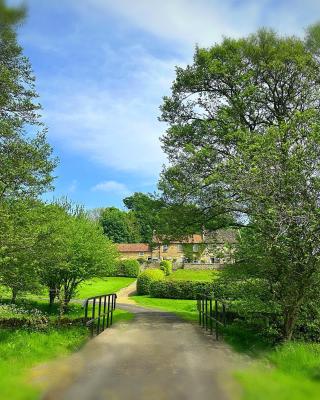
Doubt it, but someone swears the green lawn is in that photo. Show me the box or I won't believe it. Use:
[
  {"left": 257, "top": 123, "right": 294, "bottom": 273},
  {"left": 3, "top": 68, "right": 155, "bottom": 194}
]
[
  {"left": 75, "top": 277, "right": 135, "bottom": 299},
  {"left": 167, "top": 269, "right": 218, "bottom": 282},
  {"left": 132, "top": 295, "right": 198, "bottom": 321},
  {"left": 0, "top": 277, "right": 135, "bottom": 303}
]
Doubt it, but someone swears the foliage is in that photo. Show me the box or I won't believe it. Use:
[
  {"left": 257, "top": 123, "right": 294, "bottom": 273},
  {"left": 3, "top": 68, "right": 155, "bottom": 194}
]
[
  {"left": 0, "top": 0, "right": 57, "bottom": 200},
  {"left": 136, "top": 269, "right": 165, "bottom": 295},
  {"left": 160, "top": 260, "right": 173, "bottom": 276},
  {"left": 116, "top": 259, "right": 140, "bottom": 278},
  {"left": 0, "top": 200, "right": 44, "bottom": 301},
  {"left": 124, "top": 192, "right": 234, "bottom": 242},
  {"left": 159, "top": 27, "right": 320, "bottom": 340},
  {"left": 0, "top": 303, "right": 48, "bottom": 329},
  {"left": 167, "top": 269, "right": 218, "bottom": 282},
  {"left": 37, "top": 203, "right": 118, "bottom": 309},
  {"left": 149, "top": 280, "right": 214, "bottom": 299},
  {"left": 99, "top": 207, "right": 141, "bottom": 243},
  {"left": 182, "top": 243, "right": 206, "bottom": 262}
]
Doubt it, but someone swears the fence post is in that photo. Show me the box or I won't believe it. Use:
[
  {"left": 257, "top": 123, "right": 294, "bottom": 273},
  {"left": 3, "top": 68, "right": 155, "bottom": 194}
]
[{"left": 210, "top": 298, "right": 213, "bottom": 334}]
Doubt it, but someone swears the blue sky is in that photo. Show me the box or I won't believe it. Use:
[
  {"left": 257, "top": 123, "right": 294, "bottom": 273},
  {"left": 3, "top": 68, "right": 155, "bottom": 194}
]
[{"left": 8, "top": 0, "right": 320, "bottom": 209}]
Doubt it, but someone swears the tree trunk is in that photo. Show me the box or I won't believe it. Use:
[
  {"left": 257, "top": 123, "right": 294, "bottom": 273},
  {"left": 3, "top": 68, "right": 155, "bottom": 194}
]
[
  {"left": 11, "top": 288, "right": 18, "bottom": 303},
  {"left": 49, "top": 287, "right": 56, "bottom": 307},
  {"left": 283, "top": 306, "right": 299, "bottom": 341}
]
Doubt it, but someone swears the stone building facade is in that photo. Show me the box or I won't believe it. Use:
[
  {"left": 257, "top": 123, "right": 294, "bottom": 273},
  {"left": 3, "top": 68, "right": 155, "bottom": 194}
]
[{"left": 117, "top": 229, "right": 238, "bottom": 266}]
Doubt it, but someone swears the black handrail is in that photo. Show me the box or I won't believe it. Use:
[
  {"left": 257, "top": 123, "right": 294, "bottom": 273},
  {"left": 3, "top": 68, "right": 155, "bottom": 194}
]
[
  {"left": 83, "top": 293, "right": 117, "bottom": 337},
  {"left": 197, "top": 295, "right": 226, "bottom": 340}
]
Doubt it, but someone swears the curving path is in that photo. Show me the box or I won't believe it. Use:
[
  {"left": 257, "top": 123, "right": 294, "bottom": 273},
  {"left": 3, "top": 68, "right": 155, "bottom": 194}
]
[{"left": 42, "top": 282, "right": 245, "bottom": 400}]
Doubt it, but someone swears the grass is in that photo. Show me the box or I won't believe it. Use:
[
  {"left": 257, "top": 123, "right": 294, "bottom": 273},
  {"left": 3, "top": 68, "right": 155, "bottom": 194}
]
[
  {"left": 236, "top": 342, "right": 320, "bottom": 400},
  {"left": 0, "top": 325, "right": 87, "bottom": 400},
  {"left": 75, "top": 277, "right": 135, "bottom": 299},
  {"left": 0, "top": 296, "right": 133, "bottom": 400},
  {"left": 167, "top": 269, "right": 218, "bottom": 282},
  {"left": 132, "top": 295, "right": 198, "bottom": 321}
]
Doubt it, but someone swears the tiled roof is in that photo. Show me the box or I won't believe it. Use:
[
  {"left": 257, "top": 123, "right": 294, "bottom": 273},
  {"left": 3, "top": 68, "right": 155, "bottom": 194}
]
[
  {"left": 117, "top": 243, "right": 150, "bottom": 252},
  {"left": 170, "top": 234, "right": 203, "bottom": 244},
  {"left": 203, "top": 229, "right": 238, "bottom": 244}
]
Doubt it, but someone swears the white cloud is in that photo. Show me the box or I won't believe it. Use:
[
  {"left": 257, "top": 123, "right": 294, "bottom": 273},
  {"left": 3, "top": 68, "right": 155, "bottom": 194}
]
[
  {"left": 42, "top": 47, "right": 177, "bottom": 177},
  {"left": 37, "top": 0, "right": 320, "bottom": 181},
  {"left": 92, "top": 180, "right": 129, "bottom": 195},
  {"left": 81, "top": 0, "right": 320, "bottom": 46}
]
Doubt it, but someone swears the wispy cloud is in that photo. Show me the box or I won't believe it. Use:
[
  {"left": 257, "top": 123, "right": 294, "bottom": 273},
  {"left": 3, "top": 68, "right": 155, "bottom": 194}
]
[
  {"left": 41, "top": 46, "right": 176, "bottom": 177},
  {"left": 92, "top": 180, "right": 129, "bottom": 195},
  {"left": 67, "top": 179, "right": 78, "bottom": 194}
]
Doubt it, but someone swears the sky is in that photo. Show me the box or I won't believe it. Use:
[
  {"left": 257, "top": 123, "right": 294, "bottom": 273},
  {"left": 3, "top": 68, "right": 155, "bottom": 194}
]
[{"left": 8, "top": 0, "right": 320, "bottom": 209}]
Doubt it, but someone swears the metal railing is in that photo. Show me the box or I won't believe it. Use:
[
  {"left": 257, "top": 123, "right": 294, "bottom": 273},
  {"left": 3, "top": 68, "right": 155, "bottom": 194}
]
[
  {"left": 197, "top": 295, "right": 226, "bottom": 339},
  {"left": 83, "top": 293, "right": 117, "bottom": 337}
]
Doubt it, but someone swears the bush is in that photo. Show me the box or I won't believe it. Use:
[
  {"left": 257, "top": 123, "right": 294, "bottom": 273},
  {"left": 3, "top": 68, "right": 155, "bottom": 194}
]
[
  {"left": 116, "top": 259, "right": 140, "bottom": 277},
  {"left": 136, "top": 269, "right": 165, "bottom": 295},
  {"left": 160, "top": 260, "right": 173, "bottom": 276},
  {"left": 0, "top": 304, "right": 48, "bottom": 330},
  {"left": 149, "top": 280, "right": 214, "bottom": 299}
]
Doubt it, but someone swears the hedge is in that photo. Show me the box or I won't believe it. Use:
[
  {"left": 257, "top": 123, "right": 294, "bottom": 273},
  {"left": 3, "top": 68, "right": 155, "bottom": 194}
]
[
  {"left": 160, "top": 260, "right": 173, "bottom": 276},
  {"left": 136, "top": 269, "right": 165, "bottom": 295},
  {"left": 115, "top": 259, "right": 140, "bottom": 278},
  {"left": 149, "top": 280, "right": 214, "bottom": 299}
]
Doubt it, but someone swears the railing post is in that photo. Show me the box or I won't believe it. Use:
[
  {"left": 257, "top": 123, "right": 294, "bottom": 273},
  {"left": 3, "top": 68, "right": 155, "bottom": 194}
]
[
  {"left": 205, "top": 298, "right": 208, "bottom": 330},
  {"left": 106, "top": 295, "right": 111, "bottom": 328},
  {"left": 102, "top": 295, "right": 107, "bottom": 331},
  {"left": 97, "top": 296, "right": 102, "bottom": 335},
  {"left": 210, "top": 298, "right": 213, "bottom": 335},
  {"left": 215, "top": 300, "right": 218, "bottom": 340}
]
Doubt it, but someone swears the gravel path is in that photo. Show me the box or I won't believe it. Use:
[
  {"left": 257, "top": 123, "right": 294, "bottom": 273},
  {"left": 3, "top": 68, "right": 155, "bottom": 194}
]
[{"left": 42, "top": 283, "right": 244, "bottom": 400}]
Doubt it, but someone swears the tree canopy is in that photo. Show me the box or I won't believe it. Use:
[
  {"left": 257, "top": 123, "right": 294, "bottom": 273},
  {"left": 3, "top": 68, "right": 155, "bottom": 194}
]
[{"left": 160, "top": 27, "right": 320, "bottom": 340}]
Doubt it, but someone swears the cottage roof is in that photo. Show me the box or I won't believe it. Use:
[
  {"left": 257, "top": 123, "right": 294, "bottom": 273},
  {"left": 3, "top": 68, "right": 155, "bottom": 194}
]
[
  {"left": 117, "top": 243, "right": 150, "bottom": 252},
  {"left": 203, "top": 229, "right": 238, "bottom": 244}
]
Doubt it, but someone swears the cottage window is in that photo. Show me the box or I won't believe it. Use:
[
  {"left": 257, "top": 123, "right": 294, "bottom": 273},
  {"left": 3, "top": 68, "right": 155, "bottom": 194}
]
[
  {"left": 176, "top": 244, "right": 183, "bottom": 252},
  {"left": 193, "top": 244, "right": 199, "bottom": 252},
  {"left": 163, "top": 244, "right": 168, "bottom": 252},
  {"left": 139, "top": 252, "right": 144, "bottom": 256}
]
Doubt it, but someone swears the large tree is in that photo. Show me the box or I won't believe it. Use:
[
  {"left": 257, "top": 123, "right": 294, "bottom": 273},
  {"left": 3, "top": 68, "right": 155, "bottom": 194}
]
[
  {"left": 0, "top": 0, "right": 56, "bottom": 200},
  {"left": 160, "top": 28, "right": 320, "bottom": 340},
  {"left": 99, "top": 207, "right": 141, "bottom": 243}
]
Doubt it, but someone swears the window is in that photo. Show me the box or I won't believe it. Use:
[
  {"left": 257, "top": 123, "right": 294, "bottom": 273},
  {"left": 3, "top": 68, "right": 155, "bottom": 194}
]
[
  {"left": 176, "top": 244, "right": 183, "bottom": 252},
  {"left": 163, "top": 244, "right": 168, "bottom": 252},
  {"left": 214, "top": 257, "right": 221, "bottom": 263},
  {"left": 193, "top": 244, "right": 199, "bottom": 252},
  {"left": 139, "top": 252, "right": 144, "bottom": 256}
]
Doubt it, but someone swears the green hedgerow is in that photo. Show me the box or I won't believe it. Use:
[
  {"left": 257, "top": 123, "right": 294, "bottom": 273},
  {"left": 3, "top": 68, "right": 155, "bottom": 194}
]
[
  {"left": 116, "top": 259, "right": 140, "bottom": 277},
  {"left": 160, "top": 260, "right": 173, "bottom": 276},
  {"left": 136, "top": 269, "right": 165, "bottom": 295},
  {"left": 149, "top": 280, "right": 214, "bottom": 299}
]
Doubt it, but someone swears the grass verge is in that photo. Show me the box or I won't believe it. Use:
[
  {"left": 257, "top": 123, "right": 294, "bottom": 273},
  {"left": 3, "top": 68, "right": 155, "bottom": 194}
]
[{"left": 132, "top": 295, "right": 198, "bottom": 322}]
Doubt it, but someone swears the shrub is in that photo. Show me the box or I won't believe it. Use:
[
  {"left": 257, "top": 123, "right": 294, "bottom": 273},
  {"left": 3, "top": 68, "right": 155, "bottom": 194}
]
[
  {"left": 116, "top": 259, "right": 140, "bottom": 277},
  {"left": 149, "top": 280, "right": 214, "bottom": 299},
  {"left": 160, "top": 260, "right": 173, "bottom": 276},
  {"left": 0, "top": 304, "right": 48, "bottom": 330},
  {"left": 136, "top": 269, "right": 165, "bottom": 295},
  {"left": 136, "top": 258, "right": 146, "bottom": 265}
]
